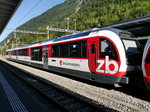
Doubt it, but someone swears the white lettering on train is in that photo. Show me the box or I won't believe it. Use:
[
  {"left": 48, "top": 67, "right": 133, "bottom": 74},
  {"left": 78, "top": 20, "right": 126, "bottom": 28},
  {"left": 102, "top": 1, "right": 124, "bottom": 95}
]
[{"left": 96, "top": 56, "right": 119, "bottom": 74}]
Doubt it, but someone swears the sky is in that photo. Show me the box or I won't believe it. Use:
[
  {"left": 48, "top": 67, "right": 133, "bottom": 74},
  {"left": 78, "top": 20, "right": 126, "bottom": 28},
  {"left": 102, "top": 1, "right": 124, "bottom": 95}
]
[{"left": 0, "top": 0, "right": 65, "bottom": 42}]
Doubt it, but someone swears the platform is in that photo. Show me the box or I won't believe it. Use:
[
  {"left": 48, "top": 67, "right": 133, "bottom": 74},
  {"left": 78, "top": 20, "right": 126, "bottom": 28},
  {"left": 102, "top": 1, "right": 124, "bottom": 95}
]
[{"left": 0, "top": 71, "right": 28, "bottom": 112}]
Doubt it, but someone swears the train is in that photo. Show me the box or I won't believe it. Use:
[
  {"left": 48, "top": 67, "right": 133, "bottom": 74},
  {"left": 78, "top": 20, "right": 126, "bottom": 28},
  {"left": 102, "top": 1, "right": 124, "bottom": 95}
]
[
  {"left": 6, "top": 28, "right": 143, "bottom": 87},
  {"left": 142, "top": 38, "right": 150, "bottom": 91}
]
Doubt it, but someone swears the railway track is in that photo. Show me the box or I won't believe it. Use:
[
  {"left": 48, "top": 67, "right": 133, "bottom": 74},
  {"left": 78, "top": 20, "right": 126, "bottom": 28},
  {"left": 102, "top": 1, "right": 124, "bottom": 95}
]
[
  {"left": 1, "top": 60, "right": 150, "bottom": 112},
  {"left": 0, "top": 60, "right": 108, "bottom": 112}
]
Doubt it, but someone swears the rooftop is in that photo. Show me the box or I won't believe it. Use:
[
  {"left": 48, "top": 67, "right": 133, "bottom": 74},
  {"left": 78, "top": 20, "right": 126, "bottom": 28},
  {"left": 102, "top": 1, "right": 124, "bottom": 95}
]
[
  {"left": 104, "top": 16, "right": 150, "bottom": 37},
  {"left": 0, "top": 0, "right": 22, "bottom": 34}
]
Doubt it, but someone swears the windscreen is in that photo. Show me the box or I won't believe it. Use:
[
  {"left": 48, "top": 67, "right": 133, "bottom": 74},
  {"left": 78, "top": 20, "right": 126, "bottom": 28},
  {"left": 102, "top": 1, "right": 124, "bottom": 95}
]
[
  {"left": 122, "top": 39, "right": 139, "bottom": 53},
  {"left": 122, "top": 39, "right": 142, "bottom": 65}
]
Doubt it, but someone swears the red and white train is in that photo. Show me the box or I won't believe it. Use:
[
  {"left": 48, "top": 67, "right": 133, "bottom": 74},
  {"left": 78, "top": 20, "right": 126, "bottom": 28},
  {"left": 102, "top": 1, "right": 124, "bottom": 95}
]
[
  {"left": 6, "top": 28, "right": 142, "bottom": 86},
  {"left": 142, "top": 38, "right": 150, "bottom": 91}
]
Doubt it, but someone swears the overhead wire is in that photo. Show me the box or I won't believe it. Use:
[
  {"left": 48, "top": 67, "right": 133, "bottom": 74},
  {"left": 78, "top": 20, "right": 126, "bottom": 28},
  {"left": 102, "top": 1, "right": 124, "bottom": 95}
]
[{"left": 13, "top": 0, "right": 42, "bottom": 28}]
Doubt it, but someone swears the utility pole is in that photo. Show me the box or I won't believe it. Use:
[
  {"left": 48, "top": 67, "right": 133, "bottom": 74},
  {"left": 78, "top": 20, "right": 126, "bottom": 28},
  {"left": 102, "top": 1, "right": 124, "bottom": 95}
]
[
  {"left": 4, "top": 42, "right": 6, "bottom": 56},
  {"left": 12, "top": 41, "right": 13, "bottom": 49},
  {"left": 0, "top": 46, "right": 2, "bottom": 57},
  {"left": 47, "top": 26, "right": 50, "bottom": 40},
  {"left": 65, "top": 18, "right": 70, "bottom": 30},
  {"left": 74, "top": 19, "right": 77, "bottom": 30},
  {"left": 14, "top": 31, "right": 17, "bottom": 47},
  {"left": 2, "top": 46, "right": 3, "bottom": 58}
]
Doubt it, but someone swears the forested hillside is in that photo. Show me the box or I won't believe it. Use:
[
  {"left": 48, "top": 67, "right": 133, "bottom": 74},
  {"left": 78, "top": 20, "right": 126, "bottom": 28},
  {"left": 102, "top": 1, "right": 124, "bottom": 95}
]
[{"left": 1, "top": 0, "right": 150, "bottom": 51}]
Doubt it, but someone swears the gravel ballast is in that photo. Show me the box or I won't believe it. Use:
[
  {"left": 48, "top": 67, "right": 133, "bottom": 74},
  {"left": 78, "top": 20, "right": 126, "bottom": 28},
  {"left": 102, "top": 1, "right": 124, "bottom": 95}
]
[{"left": 2, "top": 59, "right": 150, "bottom": 112}]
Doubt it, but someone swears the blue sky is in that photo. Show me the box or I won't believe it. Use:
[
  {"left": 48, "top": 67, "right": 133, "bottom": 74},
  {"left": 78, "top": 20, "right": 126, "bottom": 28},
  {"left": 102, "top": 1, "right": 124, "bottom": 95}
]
[{"left": 0, "top": 0, "right": 65, "bottom": 42}]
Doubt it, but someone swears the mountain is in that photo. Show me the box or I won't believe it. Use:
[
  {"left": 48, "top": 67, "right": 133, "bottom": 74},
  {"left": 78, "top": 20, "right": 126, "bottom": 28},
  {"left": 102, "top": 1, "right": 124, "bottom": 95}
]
[
  {"left": 19, "top": 0, "right": 81, "bottom": 31},
  {"left": 1, "top": 0, "right": 150, "bottom": 51}
]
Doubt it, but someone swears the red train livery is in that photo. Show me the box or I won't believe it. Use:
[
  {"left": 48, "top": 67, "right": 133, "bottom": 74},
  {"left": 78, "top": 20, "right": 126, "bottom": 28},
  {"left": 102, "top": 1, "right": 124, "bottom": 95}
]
[
  {"left": 6, "top": 28, "right": 142, "bottom": 86},
  {"left": 142, "top": 38, "right": 150, "bottom": 91}
]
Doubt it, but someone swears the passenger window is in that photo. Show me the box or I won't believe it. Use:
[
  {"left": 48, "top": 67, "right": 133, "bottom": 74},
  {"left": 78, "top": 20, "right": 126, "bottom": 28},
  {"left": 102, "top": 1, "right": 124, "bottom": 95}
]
[
  {"left": 60, "top": 43, "right": 69, "bottom": 57},
  {"left": 100, "top": 38, "right": 118, "bottom": 60},
  {"left": 81, "top": 40, "right": 87, "bottom": 58},
  {"left": 70, "top": 42, "right": 81, "bottom": 57},
  {"left": 51, "top": 40, "right": 87, "bottom": 58},
  {"left": 31, "top": 47, "right": 42, "bottom": 61},
  {"left": 52, "top": 44, "right": 60, "bottom": 57},
  {"left": 18, "top": 49, "right": 28, "bottom": 56},
  {"left": 13, "top": 50, "right": 17, "bottom": 55}
]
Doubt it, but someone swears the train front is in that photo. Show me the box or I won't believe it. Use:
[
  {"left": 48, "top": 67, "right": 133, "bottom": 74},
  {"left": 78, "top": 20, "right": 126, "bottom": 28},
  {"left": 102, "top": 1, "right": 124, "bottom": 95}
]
[
  {"left": 142, "top": 38, "right": 150, "bottom": 91},
  {"left": 120, "top": 33, "right": 143, "bottom": 84},
  {"left": 93, "top": 28, "right": 142, "bottom": 85}
]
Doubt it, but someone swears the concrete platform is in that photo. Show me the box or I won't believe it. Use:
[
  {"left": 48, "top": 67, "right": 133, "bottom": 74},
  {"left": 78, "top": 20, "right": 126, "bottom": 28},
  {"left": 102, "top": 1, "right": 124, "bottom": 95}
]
[
  {"left": 0, "top": 59, "right": 57, "bottom": 112},
  {"left": 0, "top": 81, "right": 14, "bottom": 112},
  {"left": 0, "top": 71, "right": 28, "bottom": 112}
]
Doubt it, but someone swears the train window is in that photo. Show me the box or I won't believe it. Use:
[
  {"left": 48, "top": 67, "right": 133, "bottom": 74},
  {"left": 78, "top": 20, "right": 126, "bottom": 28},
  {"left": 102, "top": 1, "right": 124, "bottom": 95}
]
[
  {"left": 70, "top": 40, "right": 87, "bottom": 58},
  {"left": 31, "top": 47, "right": 42, "bottom": 61},
  {"left": 12, "top": 50, "right": 17, "bottom": 55},
  {"left": 18, "top": 49, "right": 28, "bottom": 56},
  {"left": 18, "top": 50, "right": 21, "bottom": 55},
  {"left": 51, "top": 40, "right": 87, "bottom": 58},
  {"left": 52, "top": 44, "right": 60, "bottom": 57},
  {"left": 138, "top": 39, "right": 148, "bottom": 52},
  {"left": 81, "top": 40, "right": 87, "bottom": 58},
  {"left": 60, "top": 43, "right": 69, "bottom": 57},
  {"left": 122, "top": 39, "right": 139, "bottom": 53},
  {"left": 100, "top": 38, "right": 118, "bottom": 60},
  {"left": 70, "top": 41, "right": 81, "bottom": 57}
]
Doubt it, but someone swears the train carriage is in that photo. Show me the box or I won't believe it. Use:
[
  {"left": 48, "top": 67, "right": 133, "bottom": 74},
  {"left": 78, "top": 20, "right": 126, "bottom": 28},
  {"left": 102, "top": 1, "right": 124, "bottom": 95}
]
[
  {"left": 6, "top": 28, "right": 142, "bottom": 86},
  {"left": 142, "top": 38, "right": 150, "bottom": 91}
]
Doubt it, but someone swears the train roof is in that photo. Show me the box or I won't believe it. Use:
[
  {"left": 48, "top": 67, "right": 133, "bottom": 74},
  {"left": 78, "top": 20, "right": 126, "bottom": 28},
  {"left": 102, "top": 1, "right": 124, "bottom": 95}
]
[
  {"left": 6, "top": 28, "right": 131, "bottom": 51},
  {"left": 137, "top": 37, "right": 150, "bottom": 40}
]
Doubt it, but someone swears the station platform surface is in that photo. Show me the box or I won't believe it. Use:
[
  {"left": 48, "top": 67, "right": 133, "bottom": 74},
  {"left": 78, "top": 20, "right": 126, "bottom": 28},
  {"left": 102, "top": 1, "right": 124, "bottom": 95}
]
[
  {"left": 0, "top": 59, "right": 51, "bottom": 112},
  {"left": 0, "top": 81, "right": 14, "bottom": 112},
  {"left": 0, "top": 71, "right": 28, "bottom": 112}
]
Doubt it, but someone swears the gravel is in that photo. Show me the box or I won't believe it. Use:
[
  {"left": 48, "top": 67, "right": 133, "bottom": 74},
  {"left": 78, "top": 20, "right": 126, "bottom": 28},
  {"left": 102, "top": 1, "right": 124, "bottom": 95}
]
[{"left": 2, "top": 59, "right": 150, "bottom": 112}]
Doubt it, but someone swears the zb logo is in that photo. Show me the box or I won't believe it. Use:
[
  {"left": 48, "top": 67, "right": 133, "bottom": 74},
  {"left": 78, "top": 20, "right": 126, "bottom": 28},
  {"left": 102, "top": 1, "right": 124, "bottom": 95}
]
[{"left": 96, "top": 56, "right": 119, "bottom": 74}]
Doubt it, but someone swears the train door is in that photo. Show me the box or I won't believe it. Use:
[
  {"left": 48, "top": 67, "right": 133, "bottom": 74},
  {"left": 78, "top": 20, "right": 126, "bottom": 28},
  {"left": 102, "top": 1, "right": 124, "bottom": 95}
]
[
  {"left": 97, "top": 38, "right": 119, "bottom": 75},
  {"left": 88, "top": 37, "right": 98, "bottom": 73},
  {"left": 43, "top": 46, "right": 48, "bottom": 69},
  {"left": 29, "top": 48, "right": 31, "bottom": 65},
  {"left": 15, "top": 50, "right": 18, "bottom": 61}
]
